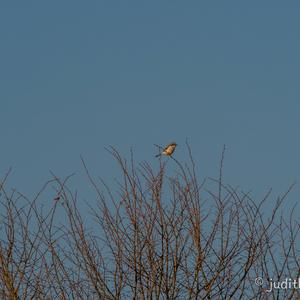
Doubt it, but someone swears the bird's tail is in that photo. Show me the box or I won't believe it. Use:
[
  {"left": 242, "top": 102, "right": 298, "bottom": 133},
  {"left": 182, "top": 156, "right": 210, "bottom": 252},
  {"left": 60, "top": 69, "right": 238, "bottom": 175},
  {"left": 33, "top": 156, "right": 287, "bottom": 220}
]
[{"left": 155, "top": 153, "right": 161, "bottom": 158}]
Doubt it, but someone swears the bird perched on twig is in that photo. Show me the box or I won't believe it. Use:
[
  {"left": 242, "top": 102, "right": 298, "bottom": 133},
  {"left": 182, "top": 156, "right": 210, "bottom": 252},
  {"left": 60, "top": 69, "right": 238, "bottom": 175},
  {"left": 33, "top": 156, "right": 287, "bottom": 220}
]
[{"left": 155, "top": 142, "right": 177, "bottom": 157}]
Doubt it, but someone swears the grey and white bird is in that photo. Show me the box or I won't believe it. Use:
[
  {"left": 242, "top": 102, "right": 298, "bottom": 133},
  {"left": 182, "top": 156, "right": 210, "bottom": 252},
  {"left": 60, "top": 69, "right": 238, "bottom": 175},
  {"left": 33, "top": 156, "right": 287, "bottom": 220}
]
[{"left": 155, "top": 142, "right": 177, "bottom": 157}]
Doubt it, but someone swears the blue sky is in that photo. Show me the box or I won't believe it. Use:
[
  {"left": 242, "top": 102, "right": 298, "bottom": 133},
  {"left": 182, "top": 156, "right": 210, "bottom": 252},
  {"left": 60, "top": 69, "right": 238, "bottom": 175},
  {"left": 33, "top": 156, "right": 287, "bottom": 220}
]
[{"left": 0, "top": 2, "right": 299, "bottom": 212}]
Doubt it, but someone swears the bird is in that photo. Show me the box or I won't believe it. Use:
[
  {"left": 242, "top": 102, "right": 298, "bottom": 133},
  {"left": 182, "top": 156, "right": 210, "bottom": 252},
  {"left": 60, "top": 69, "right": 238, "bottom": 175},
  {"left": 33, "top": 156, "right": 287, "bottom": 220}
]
[{"left": 155, "top": 142, "right": 177, "bottom": 157}]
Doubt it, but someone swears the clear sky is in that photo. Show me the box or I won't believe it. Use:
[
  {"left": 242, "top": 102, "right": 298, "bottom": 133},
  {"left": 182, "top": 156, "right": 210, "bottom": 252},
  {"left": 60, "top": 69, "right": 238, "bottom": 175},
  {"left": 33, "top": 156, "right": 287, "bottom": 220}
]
[{"left": 0, "top": 2, "right": 299, "bottom": 212}]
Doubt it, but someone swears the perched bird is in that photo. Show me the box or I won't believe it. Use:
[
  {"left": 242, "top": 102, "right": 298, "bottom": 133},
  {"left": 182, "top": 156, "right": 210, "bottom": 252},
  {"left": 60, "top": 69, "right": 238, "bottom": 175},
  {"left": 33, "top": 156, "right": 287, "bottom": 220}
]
[{"left": 156, "top": 142, "right": 177, "bottom": 157}]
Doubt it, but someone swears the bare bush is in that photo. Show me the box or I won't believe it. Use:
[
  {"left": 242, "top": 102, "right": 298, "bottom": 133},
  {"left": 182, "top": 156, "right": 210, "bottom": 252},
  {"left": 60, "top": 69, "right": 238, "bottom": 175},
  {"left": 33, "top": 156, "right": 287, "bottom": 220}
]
[{"left": 0, "top": 146, "right": 299, "bottom": 299}]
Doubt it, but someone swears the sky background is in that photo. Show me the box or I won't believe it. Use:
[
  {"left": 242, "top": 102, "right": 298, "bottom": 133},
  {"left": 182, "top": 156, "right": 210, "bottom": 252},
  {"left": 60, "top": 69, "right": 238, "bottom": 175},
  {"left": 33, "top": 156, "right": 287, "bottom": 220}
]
[{"left": 0, "top": 2, "right": 299, "bottom": 215}]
